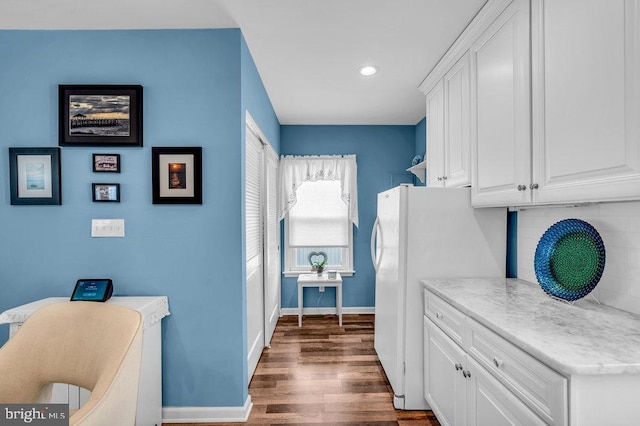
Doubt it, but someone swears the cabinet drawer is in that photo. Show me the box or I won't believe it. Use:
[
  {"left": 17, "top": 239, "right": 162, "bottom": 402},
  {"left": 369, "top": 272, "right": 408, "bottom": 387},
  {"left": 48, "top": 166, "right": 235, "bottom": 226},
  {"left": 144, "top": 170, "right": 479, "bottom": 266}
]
[
  {"left": 467, "top": 317, "right": 567, "bottom": 426},
  {"left": 424, "top": 291, "right": 466, "bottom": 346}
]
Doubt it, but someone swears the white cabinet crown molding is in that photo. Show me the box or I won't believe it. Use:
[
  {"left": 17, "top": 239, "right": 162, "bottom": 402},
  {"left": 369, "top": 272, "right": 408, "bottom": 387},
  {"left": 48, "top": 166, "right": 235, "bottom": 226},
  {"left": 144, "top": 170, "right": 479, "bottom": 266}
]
[{"left": 419, "top": 0, "right": 518, "bottom": 95}]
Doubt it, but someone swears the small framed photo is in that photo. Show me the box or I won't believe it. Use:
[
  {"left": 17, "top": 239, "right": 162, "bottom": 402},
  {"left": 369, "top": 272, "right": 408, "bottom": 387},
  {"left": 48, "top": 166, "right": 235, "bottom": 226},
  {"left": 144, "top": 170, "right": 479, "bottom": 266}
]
[
  {"left": 152, "top": 147, "right": 202, "bottom": 204},
  {"left": 9, "top": 147, "right": 62, "bottom": 205},
  {"left": 93, "top": 153, "right": 121, "bottom": 173},
  {"left": 59, "top": 84, "right": 143, "bottom": 147},
  {"left": 92, "top": 183, "right": 120, "bottom": 202}
]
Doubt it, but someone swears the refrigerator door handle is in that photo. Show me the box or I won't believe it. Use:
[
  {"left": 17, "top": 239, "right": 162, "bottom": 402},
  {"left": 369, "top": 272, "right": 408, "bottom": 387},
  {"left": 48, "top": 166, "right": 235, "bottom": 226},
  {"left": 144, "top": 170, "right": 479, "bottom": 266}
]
[{"left": 370, "top": 216, "right": 382, "bottom": 272}]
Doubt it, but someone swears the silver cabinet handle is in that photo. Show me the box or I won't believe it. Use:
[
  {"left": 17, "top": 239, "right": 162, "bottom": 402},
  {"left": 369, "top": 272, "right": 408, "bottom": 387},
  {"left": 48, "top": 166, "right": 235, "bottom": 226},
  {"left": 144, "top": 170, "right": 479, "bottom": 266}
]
[
  {"left": 493, "top": 357, "right": 504, "bottom": 368},
  {"left": 442, "top": 176, "right": 447, "bottom": 180},
  {"left": 437, "top": 177, "right": 442, "bottom": 181},
  {"left": 517, "top": 184, "right": 527, "bottom": 191},
  {"left": 435, "top": 312, "right": 443, "bottom": 320},
  {"left": 462, "top": 370, "right": 471, "bottom": 378},
  {"left": 530, "top": 183, "right": 539, "bottom": 190},
  {"left": 455, "top": 363, "right": 463, "bottom": 371}
]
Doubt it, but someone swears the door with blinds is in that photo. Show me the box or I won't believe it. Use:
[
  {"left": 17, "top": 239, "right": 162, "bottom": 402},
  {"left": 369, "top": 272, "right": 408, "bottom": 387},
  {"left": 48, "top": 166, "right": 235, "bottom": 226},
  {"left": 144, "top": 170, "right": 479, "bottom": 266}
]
[
  {"left": 245, "top": 115, "right": 280, "bottom": 379},
  {"left": 263, "top": 146, "right": 280, "bottom": 346}
]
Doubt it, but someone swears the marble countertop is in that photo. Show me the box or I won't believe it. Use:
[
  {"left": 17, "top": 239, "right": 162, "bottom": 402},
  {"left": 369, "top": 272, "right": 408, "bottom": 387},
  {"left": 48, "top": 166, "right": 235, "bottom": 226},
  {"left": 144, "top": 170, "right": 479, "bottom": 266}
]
[{"left": 422, "top": 278, "right": 640, "bottom": 376}]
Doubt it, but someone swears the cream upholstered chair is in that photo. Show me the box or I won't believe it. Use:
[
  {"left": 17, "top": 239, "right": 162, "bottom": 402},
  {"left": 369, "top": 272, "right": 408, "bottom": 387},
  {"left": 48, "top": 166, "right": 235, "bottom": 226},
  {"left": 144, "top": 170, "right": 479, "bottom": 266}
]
[{"left": 0, "top": 301, "right": 143, "bottom": 425}]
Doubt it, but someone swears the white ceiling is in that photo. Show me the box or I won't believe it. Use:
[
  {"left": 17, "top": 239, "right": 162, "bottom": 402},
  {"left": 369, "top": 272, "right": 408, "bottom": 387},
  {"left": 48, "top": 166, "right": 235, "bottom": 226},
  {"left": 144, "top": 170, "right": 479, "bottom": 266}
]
[{"left": 0, "top": 0, "right": 487, "bottom": 125}]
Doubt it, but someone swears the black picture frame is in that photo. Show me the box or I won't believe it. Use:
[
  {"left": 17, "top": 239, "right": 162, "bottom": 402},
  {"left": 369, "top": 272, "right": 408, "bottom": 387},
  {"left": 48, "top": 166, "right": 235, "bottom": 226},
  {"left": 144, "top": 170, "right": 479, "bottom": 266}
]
[
  {"left": 9, "top": 147, "right": 62, "bottom": 205},
  {"left": 152, "top": 147, "right": 202, "bottom": 204},
  {"left": 92, "top": 183, "right": 120, "bottom": 202},
  {"left": 59, "top": 85, "right": 143, "bottom": 147},
  {"left": 93, "top": 153, "right": 121, "bottom": 173}
]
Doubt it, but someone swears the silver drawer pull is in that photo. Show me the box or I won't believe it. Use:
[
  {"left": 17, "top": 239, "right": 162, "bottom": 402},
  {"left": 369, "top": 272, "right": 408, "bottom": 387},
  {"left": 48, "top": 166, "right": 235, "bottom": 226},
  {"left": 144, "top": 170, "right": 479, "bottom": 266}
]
[
  {"left": 493, "top": 357, "right": 504, "bottom": 368},
  {"left": 462, "top": 370, "right": 471, "bottom": 378},
  {"left": 455, "top": 363, "right": 463, "bottom": 371},
  {"left": 435, "top": 312, "right": 443, "bottom": 320}
]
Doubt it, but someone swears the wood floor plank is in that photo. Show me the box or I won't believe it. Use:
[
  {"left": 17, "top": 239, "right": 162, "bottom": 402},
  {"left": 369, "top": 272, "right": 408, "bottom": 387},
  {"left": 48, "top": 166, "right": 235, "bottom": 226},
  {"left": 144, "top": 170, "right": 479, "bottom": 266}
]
[{"left": 163, "top": 314, "right": 440, "bottom": 426}]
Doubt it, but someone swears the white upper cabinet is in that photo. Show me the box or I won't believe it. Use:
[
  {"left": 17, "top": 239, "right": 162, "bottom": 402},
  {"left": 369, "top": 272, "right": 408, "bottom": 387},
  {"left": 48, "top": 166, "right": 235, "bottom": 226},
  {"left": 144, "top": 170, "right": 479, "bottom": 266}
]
[
  {"left": 531, "top": 0, "right": 640, "bottom": 204},
  {"left": 422, "top": 0, "right": 640, "bottom": 207},
  {"left": 426, "top": 80, "right": 446, "bottom": 187},
  {"left": 444, "top": 53, "right": 472, "bottom": 188},
  {"left": 470, "top": 0, "right": 532, "bottom": 207},
  {"left": 426, "top": 53, "right": 472, "bottom": 188}
]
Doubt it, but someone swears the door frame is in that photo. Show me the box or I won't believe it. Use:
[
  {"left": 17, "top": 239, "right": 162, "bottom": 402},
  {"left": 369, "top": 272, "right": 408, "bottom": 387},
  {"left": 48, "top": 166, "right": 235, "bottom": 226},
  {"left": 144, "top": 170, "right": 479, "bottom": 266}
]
[{"left": 245, "top": 112, "right": 280, "bottom": 375}]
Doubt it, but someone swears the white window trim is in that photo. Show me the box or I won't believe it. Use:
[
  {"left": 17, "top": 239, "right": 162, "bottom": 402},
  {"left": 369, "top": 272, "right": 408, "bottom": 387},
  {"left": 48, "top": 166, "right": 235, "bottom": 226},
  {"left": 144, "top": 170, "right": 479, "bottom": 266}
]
[{"left": 283, "top": 213, "right": 355, "bottom": 277}]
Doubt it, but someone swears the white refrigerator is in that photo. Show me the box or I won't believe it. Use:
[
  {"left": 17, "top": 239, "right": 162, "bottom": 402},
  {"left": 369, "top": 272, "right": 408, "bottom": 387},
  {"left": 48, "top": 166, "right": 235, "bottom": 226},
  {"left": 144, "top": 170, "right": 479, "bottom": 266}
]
[{"left": 371, "top": 185, "right": 506, "bottom": 410}]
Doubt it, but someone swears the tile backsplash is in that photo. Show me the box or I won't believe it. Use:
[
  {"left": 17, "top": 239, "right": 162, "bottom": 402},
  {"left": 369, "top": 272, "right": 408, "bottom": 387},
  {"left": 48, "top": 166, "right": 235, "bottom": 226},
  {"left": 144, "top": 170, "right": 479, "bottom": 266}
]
[{"left": 518, "top": 201, "right": 640, "bottom": 316}]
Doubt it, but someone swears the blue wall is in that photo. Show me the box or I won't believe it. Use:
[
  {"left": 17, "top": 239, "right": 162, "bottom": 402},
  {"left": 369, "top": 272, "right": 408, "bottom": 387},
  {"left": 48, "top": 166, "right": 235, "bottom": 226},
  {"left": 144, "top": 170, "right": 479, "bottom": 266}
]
[
  {"left": 0, "top": 29, "right": 279, "bottom": 408},
  {"left": 240, "top": 36, "right": 280, "bottom": 151},
  {"left": 280, "top": 126, "right": 415, "bottom": 309}
]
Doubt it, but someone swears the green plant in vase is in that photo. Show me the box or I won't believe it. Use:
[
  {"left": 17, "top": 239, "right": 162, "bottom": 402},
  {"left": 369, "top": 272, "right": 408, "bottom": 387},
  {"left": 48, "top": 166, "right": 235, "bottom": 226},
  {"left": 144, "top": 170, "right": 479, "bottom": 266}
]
[
  {"left": 313, "top": 259, "right": 327, "bottom": 274},
  {"left": 308, "top": 251, "right": 328, "bottom": 274}
]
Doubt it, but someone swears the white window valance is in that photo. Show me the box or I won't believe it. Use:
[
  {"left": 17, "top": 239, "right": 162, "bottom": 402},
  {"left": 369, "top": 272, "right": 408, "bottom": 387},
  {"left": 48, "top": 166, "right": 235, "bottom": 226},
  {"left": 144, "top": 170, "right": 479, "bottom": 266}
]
[{"left": 278, "top": 154, "right": 359, "bottom": 227}]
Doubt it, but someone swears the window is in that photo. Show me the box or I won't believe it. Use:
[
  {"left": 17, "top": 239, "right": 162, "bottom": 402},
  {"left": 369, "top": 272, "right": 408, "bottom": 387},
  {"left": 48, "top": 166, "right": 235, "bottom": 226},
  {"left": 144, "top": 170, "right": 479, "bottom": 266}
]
[{"left": 285, "top": 180, "right": 353, "bottom": 275}]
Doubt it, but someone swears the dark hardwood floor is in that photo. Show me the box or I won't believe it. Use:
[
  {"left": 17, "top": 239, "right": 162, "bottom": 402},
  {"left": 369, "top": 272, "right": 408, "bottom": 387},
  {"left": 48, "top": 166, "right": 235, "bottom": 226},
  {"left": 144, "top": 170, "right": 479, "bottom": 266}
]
[{"left": 165, "top": 314, "right": 440, "bottom": 425}]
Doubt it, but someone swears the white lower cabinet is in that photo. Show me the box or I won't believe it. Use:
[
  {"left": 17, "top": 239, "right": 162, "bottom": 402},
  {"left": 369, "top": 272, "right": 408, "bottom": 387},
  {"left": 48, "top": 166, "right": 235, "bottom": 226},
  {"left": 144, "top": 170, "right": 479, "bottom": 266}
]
[
  {"left": 424, "top": 289, "right": 568, "bottom": 425},
  {"left": 423, "top": 280, "right": 640, "bottom": 426},
  {"left": 425, "top": 317, "right": 546, "bottom": 426},
  {"left": 467, "top": 356, "right": 547, "bottom": 426},
  {"left": 424, "top": 316, "right": 467, "bottom": 426}
]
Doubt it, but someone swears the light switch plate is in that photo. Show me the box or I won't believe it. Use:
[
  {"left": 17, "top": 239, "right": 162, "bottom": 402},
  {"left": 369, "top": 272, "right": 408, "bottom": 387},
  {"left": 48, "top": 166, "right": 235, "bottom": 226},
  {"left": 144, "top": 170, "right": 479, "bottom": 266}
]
[{"left": 91, "top": 219, "right": 125, "bottom": 238}]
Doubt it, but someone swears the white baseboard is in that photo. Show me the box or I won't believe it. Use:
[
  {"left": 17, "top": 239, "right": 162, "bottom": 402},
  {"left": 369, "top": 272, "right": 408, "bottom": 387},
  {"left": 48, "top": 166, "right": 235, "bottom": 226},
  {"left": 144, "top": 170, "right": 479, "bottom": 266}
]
[
  {"left": 163, "top": 396, "right": 252, "bottom": 423},
  {"left": 280, "top": 307, "right": 375, "bottom": 316}
]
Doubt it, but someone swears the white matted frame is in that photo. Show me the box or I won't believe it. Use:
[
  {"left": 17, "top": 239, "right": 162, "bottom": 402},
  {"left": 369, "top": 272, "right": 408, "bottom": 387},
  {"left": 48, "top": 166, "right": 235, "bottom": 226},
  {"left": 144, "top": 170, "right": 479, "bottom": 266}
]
[
  {"left": 151, "top": 147, "right": 202, "bottom": 204},
  {"left": 9, "top": 147, "right": 61, "bottom": 205}
]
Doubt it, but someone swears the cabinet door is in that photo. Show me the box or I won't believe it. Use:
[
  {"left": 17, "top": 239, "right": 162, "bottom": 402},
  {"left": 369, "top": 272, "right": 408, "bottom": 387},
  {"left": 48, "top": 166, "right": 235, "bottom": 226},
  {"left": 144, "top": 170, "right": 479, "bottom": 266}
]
[
  {"left": 444, "top": 52, "right": 472, "bottom": 187},
  {"left": 424, "top": 317, "right": 467, "bottom": 426},
  {"left": 426, "top": 80, "right": 445, "bottom": 187},
  {"left": 531, "top": 0, "right": 640, "bottom": 204},
  {"left": 471, "top": 0, "right": 531, "bottom": 207},
  {"left": 466, "top": 357, "right": 547, "bottom": 426}
]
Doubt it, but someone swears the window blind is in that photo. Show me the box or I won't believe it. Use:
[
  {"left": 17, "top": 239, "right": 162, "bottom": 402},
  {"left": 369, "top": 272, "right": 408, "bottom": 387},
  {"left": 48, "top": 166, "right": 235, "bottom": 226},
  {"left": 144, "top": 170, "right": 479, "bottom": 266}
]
[
  {"left": 288, "top": 180, "right": 349, "bottom": 247},
  {"left": 245, "top": 128, "right": 263, "bottom": 261}
]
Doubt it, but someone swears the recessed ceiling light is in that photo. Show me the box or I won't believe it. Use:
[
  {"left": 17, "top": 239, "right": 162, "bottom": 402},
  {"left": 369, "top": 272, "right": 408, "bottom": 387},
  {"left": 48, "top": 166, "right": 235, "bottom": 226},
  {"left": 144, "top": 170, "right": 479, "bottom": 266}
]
[{"left": 359, "top": 65, "right": 378, "bottom": 76}]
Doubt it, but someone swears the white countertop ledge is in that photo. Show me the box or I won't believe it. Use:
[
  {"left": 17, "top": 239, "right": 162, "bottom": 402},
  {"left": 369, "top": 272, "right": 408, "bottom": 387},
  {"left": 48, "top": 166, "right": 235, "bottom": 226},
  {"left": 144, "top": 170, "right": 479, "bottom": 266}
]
[{"left": 422, "top": 278, "right": 640, "bottom": 376}]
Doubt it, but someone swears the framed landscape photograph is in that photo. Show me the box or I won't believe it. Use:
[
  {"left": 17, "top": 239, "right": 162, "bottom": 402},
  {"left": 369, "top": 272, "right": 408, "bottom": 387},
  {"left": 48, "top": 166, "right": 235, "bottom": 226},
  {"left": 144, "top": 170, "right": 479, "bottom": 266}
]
[
  {"left": 93, "top": 153, "right": 121, "bottom": 173},
  {"left": 152, "top": 147, "right": 202, "bottom": 204},
  {"left": 92, "top": 183, "right": 120, "bottom": 202},
  {"left": 59, "top": 85, "right": 143, "bottom": 147},
  {"left": 9, "top": 147, "right": 62, "bottom": 205}
]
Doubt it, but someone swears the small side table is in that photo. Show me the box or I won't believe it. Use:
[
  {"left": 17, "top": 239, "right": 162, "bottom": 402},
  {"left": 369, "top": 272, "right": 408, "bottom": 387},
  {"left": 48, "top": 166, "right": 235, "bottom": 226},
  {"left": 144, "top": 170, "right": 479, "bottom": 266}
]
[{"left": 297, "top": 273, "right": 342, "bottom": 327}]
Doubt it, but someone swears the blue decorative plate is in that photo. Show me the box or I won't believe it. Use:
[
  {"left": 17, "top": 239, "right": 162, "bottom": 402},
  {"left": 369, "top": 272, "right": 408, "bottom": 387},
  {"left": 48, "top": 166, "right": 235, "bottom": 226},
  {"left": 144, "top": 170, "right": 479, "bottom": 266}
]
[{"left": 534, "top": 219, "right": 605, "bottom": 301}]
